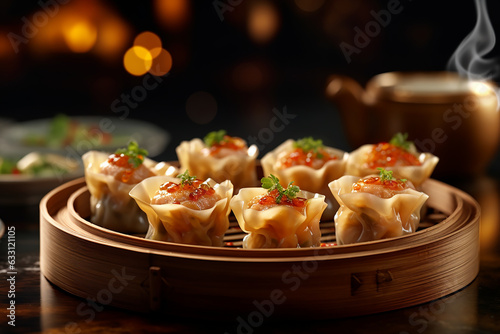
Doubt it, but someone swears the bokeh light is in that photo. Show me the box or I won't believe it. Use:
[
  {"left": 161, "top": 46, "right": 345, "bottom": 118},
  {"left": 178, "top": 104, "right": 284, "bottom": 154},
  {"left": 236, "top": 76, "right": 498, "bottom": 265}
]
[
  {"left": 123, "top": 46, "right": 153, "bottom": 76},
  {"left": 95, "top": 18, "right": 131, "bottom": 60},
  {"left": 186, "top": 91, "right": 218, "bottom": 124},
  {"left": 248, "top": 2, "right": 280, "bottom": 44},
  {"left": 134, "top": 31, "right": 163, "bottom": 58},
  {"left": 295, "top": 0, "right": 325, "bottom": 12},
  {"left": 62, "top": 20, "right": 98, "bottom": 53},
  {"left": 154, "top": 0, "right": 191, "bottom": 31},
  {"left": 0, "top": 33, "right": 15, "bottom": 59},
  {"left": 26, "top": 0, "right": 131, "bottom": 59},
  {"left": 149, "top": 48, "right": 173, "bottom": 76},
  {"left": 125, "top": 31, "right": 173, "bottom": 76}
]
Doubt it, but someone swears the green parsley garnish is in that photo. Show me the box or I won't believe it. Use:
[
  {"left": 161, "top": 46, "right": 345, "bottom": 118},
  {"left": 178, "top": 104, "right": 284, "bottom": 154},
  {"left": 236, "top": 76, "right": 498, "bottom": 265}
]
[
  {"left": 261, "top": 174, "right": 301, "bottom": 204},
  {"left": 294, "top": 137, "right": 324, "bottom": 152},
  {"left": 377, "top": 167, "right": 394, "bottom": 183},
  {"left": 377, "top": 167, "right": 406, "bottom": 183},
  {"left": 115, "top": 141, "right": 148, "bottom": 168},
  {"left": 389, "top": 132, "right": 412, "bottom": 151},
  {"left": 204, "top": 130, "right": 227, "bottom": 147},
  {"left": 177, "top": 170, "right": 197, "bottom": 186}
]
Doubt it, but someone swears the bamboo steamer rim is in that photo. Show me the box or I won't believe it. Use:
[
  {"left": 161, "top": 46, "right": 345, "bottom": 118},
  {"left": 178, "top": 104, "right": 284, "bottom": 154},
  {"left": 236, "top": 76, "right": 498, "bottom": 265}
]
[{"left": 39, "top": 175, "right": 480, "bottom": 319}]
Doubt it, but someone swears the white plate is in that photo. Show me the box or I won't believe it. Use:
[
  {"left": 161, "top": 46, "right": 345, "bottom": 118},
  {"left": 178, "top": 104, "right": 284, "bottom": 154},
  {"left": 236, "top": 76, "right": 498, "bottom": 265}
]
[
  {"left": 0, "top": 116, "right": 169, "bottom": 206},
  {"left": 0, "top": 152, "right": 84, "bottom": 206},
  {"left": 0, "top": 116, "right": 170, "bottom": 158}
]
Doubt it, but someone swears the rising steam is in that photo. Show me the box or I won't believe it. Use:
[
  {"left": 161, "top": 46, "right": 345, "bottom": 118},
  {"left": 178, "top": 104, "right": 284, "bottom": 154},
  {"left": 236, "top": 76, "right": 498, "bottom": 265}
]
[{"left": 447, "top": 0, "right": 499, "bottom": 81}]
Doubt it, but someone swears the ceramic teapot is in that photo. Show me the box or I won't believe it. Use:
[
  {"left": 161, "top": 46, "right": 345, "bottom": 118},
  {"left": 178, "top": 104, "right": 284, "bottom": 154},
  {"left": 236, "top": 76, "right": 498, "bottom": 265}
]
[{"left": 326, "top": 71, "right": 500, "bottom": 177}]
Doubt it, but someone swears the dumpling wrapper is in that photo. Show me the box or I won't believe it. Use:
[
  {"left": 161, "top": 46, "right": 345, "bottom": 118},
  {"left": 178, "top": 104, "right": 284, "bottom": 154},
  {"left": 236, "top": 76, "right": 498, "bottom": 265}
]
[
  {"left": 83, "top": 151, "right": 177, "bottom": 234},
  {"left": 328, "top": 175, "right": 429, "bottom": 245},
  {"left": 345, "top": 144, "right": 439, "bottom": 187},
  {"left": 230, "top": 188, "right": 327, "bottom": 249},
  {"left": 129, "top": 175, "right": 233, "bottom": 247},
  {"left": 176, "top": 138, "right": 259, "bottom": 191},
  {"left": 261, "top": 139, "right": 348, "bottom": 220}
]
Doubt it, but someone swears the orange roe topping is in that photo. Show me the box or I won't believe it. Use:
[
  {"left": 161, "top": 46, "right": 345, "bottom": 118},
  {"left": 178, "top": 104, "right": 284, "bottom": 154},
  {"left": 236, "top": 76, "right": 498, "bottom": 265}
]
[
  {"left": 352, "top": 176, "right": 409, "bottom": 192},
  {"left": 100, "top": 141, "right": 152, "bottom": 184},
  {"left": 279, "top": 147, "right": 338, "bottom": 169},
  {"left": 365, "top": 142, "right": 421, "bottom": 169},
  {"left": 151, "top": 176, "right": 220, "bottom": 210},
  {"left": 155, "top": 179, "right": 216, "bottom": 203},
  {"left": 208, "top": 135, "right": 247, "bottom": 156},
  {"left": 107, "top": 153, "right": 134, "bottom": 168},
  {"left": 102, "top": 153, "right": 151, "bottom": 184},
  {"left": 247, "top": 189, "right": 307, "bottom": 213}
]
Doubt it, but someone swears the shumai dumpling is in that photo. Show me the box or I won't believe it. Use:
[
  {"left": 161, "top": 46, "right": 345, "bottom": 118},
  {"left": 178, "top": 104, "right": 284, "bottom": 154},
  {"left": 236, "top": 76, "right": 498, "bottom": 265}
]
[
  {"left": 129, "top": 170, "right": 233, "bottom": 246},
  {"left": 83, "top": 141, "right": 176, "bottom": 234},
  {"left": 176, "top": 130, "right": 258, "bottom": 191},
  {"left": 328, "top": 168, "right": 429, "bottom": 245},
  {"left": 261, "top": 137, "right": 347, "bottom": 219},
  {"left": 345, "top": 133, "right": 438, "bottom": 187},
  {"left": 230, "top": 174, "right": 327, "bottom": 249}
]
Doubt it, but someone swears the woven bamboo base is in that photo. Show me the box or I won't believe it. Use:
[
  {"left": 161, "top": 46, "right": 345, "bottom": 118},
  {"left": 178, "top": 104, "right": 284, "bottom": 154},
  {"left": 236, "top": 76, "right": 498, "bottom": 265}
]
[{"left": 40, "top": 177, "right": 480, "bottom": 319}]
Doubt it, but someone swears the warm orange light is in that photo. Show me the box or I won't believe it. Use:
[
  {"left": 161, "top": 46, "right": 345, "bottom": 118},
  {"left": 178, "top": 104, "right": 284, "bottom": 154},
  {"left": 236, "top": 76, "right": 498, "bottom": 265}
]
[
  {"left": 0, "top": 33, "right": 15, "bottom": 58},
  {"left": 248, "top": 2, "right": 280, "bottom": 44},
  {"left": 63, "top": 20, "right": 97, "bottom": 53},
  {"left": 31, "top": 16, "right": 65, "bottom": 54},
  {"left": 154, "top": 0, "right": 190, "bottom": 30},
  {"left": 123, "top": 46, "right": 152, "bottom": 76},
  {"left": 149, "top": 48, "right": 173, "bottom": 76},
  {"left": 125, "top": 31, "right": 173, "bottom": 76},
  {"left": 294, "top": 0, "right": 325, "bottom": 12},
  {"left": 95, "top": 18, "right": 131, "bottom": 60},
  {"left": 26, "top": 0, "right": 130, "bottom": 58},
  {"left": 134, "top": 31, "right": 162, "bottom": 58}
]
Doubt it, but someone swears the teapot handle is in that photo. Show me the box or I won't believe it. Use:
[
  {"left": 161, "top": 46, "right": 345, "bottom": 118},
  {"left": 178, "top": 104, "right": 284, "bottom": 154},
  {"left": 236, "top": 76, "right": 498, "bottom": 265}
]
[{"left": 326, "top": 75, "right": 368, "bottom": 149}]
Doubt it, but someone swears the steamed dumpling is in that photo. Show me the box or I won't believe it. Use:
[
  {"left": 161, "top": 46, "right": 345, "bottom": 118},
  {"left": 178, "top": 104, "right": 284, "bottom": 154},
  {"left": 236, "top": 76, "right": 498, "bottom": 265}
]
[
  {"left": 230, "top": 174, "right": 327, "bottom": 249},
  {"left": 129, "top": 171, "right": 233, "bottom": 246},
  {"left": 328, "top": 168, "right": 428, "bottom": 245},
  {"left": 176, "top": 130, "right": 259, "bottom": 191},
  {"left": 83, "top": 141, "right": 175, "bottom": 234}
]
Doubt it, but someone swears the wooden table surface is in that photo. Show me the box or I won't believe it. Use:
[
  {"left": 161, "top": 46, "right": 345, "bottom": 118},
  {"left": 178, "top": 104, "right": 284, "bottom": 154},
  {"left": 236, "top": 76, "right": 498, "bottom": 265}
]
[{"left": 1, "top": 175, "right": 499, "bottom": 334}]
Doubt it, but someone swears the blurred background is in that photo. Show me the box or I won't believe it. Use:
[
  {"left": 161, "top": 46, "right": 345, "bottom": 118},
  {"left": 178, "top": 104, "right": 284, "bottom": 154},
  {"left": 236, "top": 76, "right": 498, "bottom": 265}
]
[{"left": 1, "top": 0, "right": 499, "bottom": 175}]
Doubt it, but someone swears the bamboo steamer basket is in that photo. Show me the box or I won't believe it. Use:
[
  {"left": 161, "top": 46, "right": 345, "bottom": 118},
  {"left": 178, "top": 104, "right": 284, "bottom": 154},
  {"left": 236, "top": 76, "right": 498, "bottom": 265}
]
[{"left": 40, "top": 169, "right": 480, "bottom": 319}]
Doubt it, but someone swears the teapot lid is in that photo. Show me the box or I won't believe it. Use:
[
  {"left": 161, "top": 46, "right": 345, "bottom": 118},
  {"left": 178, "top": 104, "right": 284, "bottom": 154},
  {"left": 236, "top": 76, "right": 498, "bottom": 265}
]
[{"left": 366, "top": 71, "right": 497, "bottom": 103}]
